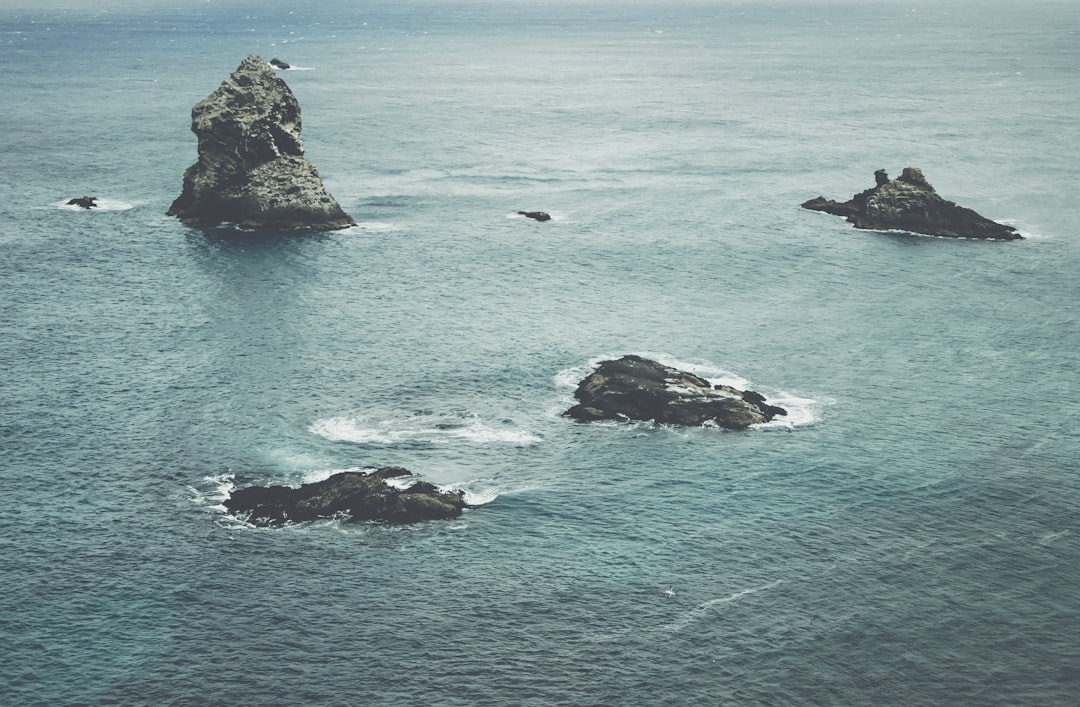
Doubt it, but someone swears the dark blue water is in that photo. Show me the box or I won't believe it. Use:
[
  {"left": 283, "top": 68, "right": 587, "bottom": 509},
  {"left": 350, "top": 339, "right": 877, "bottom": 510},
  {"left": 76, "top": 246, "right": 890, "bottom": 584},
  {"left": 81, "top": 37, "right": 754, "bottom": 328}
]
[{"left": 3, "top": 1, "right": 1079, "bottom": 704}]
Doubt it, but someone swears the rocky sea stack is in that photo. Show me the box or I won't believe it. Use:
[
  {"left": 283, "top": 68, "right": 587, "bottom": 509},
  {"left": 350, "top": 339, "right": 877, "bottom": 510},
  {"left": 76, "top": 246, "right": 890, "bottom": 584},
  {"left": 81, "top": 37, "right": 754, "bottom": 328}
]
[
  {"left": 224, "top": 467, "right": 469, "bottom": 527},
  {"left": 167, "top": 55, "right": 354, "bottom": 231},
  {"left": 565, "top": 355, "right": 787, "bottom": 430},
  {"left": 802, "top": 167, "right": 1020, "bottom": 240}
]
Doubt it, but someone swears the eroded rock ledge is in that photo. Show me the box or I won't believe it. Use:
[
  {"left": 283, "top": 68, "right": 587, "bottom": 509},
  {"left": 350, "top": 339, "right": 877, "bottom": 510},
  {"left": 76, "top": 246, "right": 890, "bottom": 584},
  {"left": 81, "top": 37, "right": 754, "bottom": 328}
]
[
  {"left": 224, "top": 467, "right": 468, "bottom": 527},
  {"left": 802, "top": 167, "right": 1020, "bottom": 240},
  {"left": 565, "top": 355, "right": 786, "bottom": 430},
  {"left": 167, "top": 55, "right": 354, "bottom": 231}
]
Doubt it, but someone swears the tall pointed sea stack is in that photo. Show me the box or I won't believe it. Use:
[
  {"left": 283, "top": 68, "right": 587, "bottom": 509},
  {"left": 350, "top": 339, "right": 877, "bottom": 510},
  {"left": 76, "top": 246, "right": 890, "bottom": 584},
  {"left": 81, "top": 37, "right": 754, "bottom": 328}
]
[{"left": 167, "top": 56, "right": 354, "bottom": 230}]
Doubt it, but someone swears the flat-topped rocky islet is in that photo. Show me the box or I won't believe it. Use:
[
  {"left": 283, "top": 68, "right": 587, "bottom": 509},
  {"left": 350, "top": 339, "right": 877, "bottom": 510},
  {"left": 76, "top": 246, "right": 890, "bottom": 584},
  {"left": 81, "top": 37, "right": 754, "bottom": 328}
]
[
  {"left": 802, "top": 167, "right": 1020, "bottom": 240},
  {"left": 167, "top": 55, "right": 354, "bottom": 231},
  {"left": 565, "top": 355, "right": 787, "bottom": 430},
  {"left": 224, "top": 467, "right": 470, "bottom": 527}
]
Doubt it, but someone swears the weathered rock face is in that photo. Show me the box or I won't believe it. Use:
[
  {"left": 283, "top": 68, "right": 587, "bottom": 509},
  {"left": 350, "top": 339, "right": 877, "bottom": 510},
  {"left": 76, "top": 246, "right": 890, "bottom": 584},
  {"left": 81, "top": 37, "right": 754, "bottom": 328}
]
[
  {"left": 167, "top": 55, "right": 354, "bottom": 231},
  {"left": 802, "top": 167, "right": 1020, "bottom": 240},
  {"left": 565, "top": 355, "right": 787, "bottom": 430},
  {"left": 223, "top": 467, "right": 469, "bottom": 527}
]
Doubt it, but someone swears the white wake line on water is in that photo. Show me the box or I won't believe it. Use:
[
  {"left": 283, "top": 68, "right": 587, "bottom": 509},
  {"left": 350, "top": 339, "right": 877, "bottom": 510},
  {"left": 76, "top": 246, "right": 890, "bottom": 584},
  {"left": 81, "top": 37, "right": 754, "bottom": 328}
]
[
  {"left": 664, "top": 580, "right": 784, "bottom": 633},
  {"left": 309, "top": 414, "right": 543, "bottom": 446}
]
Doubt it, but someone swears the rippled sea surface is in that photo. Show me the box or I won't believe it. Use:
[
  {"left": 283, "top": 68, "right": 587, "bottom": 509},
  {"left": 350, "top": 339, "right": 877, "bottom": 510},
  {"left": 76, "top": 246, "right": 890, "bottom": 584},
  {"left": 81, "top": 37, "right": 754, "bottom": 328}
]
[{"left": 2, "top": 1, "right": 1079, "bottom": 704}]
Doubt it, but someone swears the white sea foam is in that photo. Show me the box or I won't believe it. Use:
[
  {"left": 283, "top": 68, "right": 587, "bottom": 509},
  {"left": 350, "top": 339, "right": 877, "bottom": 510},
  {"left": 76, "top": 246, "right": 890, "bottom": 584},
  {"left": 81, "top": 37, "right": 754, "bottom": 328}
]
[
  {"left": 998, "top": 219, "right": 1047, "bottom": 240},
  {"left": 309, "top": 411, "right": 542, "bottom": 447},
  {"left": 300, "top": 465, "right": 373, "bottom": 485},
  {"left": 190, "top": 471, "right": 236, "bottom": 512},
  {"left": 343, "top": 221, "right": 400, "bottom": 233},
  {"left": 752, "top": 391, "right": 833, "bottom": 431},
  {"left": 463, "top": 487, "right": 500, "bottom": 506}
]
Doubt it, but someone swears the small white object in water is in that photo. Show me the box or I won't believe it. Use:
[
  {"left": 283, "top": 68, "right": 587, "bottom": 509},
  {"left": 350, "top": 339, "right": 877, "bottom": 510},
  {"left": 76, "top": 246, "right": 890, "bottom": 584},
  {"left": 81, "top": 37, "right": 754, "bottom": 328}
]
[{"left": 664, "top": 586, "right": 675, "bottom": 599}]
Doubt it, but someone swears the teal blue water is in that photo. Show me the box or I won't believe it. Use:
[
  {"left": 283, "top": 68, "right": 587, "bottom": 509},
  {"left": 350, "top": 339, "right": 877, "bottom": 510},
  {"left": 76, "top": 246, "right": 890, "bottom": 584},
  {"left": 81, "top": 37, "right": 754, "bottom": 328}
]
[{"left": 2, "top": 1, "right": 1079, "bottom": 704}]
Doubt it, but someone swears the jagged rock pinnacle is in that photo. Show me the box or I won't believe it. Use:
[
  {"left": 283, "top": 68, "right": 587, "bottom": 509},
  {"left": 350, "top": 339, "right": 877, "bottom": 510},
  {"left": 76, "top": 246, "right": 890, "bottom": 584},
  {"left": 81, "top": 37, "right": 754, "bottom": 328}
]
[{"left": 167, "top": 55, "right": 354, "bottom": 231}]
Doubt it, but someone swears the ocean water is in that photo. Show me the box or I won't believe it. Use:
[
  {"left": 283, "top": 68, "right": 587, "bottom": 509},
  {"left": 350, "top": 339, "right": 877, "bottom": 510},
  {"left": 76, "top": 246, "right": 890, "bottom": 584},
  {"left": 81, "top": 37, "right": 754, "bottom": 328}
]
[{"left": 2, "top": 0, "right": 1079, "bottom": 704}]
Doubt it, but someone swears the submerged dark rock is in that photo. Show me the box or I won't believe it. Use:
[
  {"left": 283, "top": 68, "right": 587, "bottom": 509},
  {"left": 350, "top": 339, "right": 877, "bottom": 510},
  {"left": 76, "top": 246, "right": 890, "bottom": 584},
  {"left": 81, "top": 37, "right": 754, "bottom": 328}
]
[
  {"left": 223, "top": 467, "right": 469, "bottom": 527},
  {"left": 67, "top": 196, "right": 98, "bottom": 209},
  {"left": 802, "top": 167, "right": 1020, "bottom": 240},
  {"left": 518, "top": 211, "right": 551, "bottom": 222},
  {"left": 565, "top": 355, "right": 786, "bottom": 430},
  {"left": 167, "top": 55, "right": 354, "bottom": 231}
]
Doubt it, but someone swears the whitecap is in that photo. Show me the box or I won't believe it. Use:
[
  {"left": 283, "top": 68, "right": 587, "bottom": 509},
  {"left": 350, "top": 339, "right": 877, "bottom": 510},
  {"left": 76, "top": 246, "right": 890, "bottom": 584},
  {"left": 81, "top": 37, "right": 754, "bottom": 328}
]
[
  {"left": 189, "top": 471, "right": 236, "bottom": 512},
  {"left": 997, "top": 219, "right": 1046, "bottom": 240},
  {"left": 751, "top": 391, "right": 834, "bottom": 431},
  {"left": 1038, "top": 530, "right": 1069, "bottom": 546},
  {"left": 300, "top": 465, "right": 373, "bottom": 485},
  {"left": 343, "top": 221, "right": 400, "bottom": 233},
  {"left": 462, "top": 486, "right": 500, "bottom": 506},
  {"left": 309, "top": 410, "right": 542, "bottom": 447}
]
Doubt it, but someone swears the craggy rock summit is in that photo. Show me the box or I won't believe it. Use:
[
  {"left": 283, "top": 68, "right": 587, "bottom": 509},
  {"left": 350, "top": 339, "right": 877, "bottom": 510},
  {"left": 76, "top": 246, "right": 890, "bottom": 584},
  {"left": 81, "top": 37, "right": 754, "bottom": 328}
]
[
  {"left": 802, "top": 167, "right": 1020, "bottom": 240},
  {"left": 167, "top": 55, "right": 354, "bottom": 230},
  {"left": 565, "top": 355, "right": 787, "bottom": 430},
  {"left": 224, "top": 467, "right": 469, "bottom": 527}
]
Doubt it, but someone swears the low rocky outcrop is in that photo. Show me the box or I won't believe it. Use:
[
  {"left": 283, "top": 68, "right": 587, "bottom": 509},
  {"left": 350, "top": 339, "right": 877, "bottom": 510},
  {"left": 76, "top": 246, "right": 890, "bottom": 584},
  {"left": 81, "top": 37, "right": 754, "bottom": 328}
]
[
  {"left": 518, "top": 211, "right": 551, "bottom": 222},
  {"left": 269, "top": 57, "right": 291, "bottom": 70},
  {"left": 167, "top": 55, "right": 354, "bottom": 231},
  {"left": 224, "top": 467, "right": 469, "bottom": 527},
  {"left": 67, "top": 196, "right": 98, "bottom": 209},
  {"left": 565, "top": 355, "right": 787, "bottom": 430},
  {"left": 802, "top": 167, "right": 1020, "bottom": 240}
]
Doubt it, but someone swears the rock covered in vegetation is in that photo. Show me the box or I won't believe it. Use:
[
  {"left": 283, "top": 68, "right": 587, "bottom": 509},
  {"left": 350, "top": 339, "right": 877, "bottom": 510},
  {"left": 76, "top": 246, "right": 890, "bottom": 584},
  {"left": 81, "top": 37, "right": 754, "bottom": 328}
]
[
  {"left": 167, "top": 55, "right": 354, "bottom": 230},
  {"left": 565, "top": 355, "right": 786, "bottom": 430},
  {"left": 802, "top": 167, "right": 1020, "bottom": 240},
  {"left": 224, "top": 467, "right": 468, "bottom": 527}
]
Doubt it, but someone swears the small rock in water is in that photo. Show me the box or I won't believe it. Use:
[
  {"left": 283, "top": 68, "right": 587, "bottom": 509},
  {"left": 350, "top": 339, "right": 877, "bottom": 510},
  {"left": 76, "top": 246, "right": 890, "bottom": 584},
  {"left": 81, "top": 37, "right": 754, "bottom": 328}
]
[{"left": 66, "top": 196, "right": 98, "bottom": 209}]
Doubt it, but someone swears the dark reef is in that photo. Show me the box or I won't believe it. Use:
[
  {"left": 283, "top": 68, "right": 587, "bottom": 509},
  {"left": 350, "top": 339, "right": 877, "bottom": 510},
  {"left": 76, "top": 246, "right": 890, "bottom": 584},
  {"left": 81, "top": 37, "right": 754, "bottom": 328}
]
[
  {"left": 224, "top": 467, "right": 470, "bottom": 527},
  {"left": 565, "top": 355, "right": 786, "bottom": 430}
]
